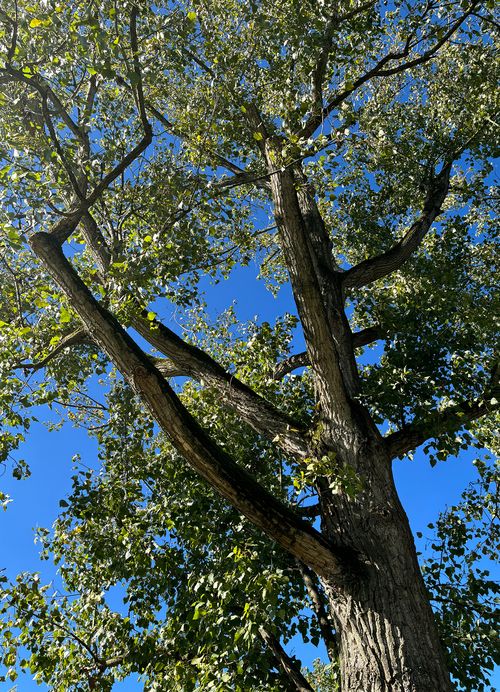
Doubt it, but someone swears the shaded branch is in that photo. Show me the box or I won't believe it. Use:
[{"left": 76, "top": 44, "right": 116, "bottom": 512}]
[
  {"left": 258, "top": 627, "right": 315, "bottom": 692},
  {"left": 385, "top": 364, "right": 500, "bottom": 459},
  {"left": 342, "top": 162, "right": 452, "bottom": 289},
  {"left": 296, "top": 503, "right": 321, "bottom": 519},
  {"left": 15, "top": 329, "right": 92, "bottom": 372},
  {"left": 297, "top": 561, "right": 338, "bottom": 662}
]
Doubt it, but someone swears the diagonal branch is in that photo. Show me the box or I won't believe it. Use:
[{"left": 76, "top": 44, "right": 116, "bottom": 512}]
[
  {"left": 296, "top": 561, "right": 338, "bottom": 662},
  {"left": 41, "top": 92, "right": 87, "bottom": 199},
  {"left": 0, "top": 67, "right": 84, "bottom": 143},
  {"left": 30, "top": 231, "right": 350, "bottom": 580},
  {"left": 15, "top": 328, "right": 92, "bottom": 372},
  {"left": 258, "top": 626, "right": 315, "bottom": 692},
  {"left": 342, "top": 162, "right": 452, "bottom": 289},
  {"left": 299, "top": 4, "right": 478, "bottom": 139},
  {"left": 385, "top": 363, "right": 500, "bottom": 459},
  {"left": 131, "top": 312, "right": 310, "bottom": 458}
]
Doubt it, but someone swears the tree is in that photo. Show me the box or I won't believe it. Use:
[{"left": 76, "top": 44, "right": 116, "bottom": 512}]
[{"left": 0, "top": 0, "right": 498, "bottom": 689}]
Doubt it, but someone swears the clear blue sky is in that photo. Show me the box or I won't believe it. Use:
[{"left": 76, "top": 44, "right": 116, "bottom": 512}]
[{"left": 1, "top": 261, "right": 498, "bottom": 689}]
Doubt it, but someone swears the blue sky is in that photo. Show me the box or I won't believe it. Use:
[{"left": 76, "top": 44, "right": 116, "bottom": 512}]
[{"left": 1, "top": 260, "right": 498, "bottom": 690}]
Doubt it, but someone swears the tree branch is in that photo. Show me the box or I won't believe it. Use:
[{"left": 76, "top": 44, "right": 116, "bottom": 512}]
[
  {"left": 30, "top": 231, "right": 350, "bottom": 580},
  {"left": 342, "top": 162, "right": 452, "bottom": 289},
  {"left": 296, "top": 561, "right": 338, "bottom": 661},
  {"left": 258, "top": 626, "right": 315, "bottom": 692},
  {"left": 273, "top": 325, "right": 385, "bottom": 379},
  {"left": 131, "top": 312, "right": 310, "bottom": 459},
  {"left": 15, "top": 329, "right": 92, "bottom": 372},
  {"left": 385, "top": 364, "right": 500, "bottom": 459},
  {"left": 309, "top": 2, "right": 376, "bottom": 116},
  {"left": 299, "top": 4, "right": 477, "bottom": 139}
]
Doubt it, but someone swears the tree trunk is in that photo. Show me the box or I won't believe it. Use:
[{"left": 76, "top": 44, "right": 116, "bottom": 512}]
[
  {"left": 263, "top": 153, "right": 453, "bottom": 692},
  {"left": 319, "top": 448, "right": 452, "bottom": 692}
]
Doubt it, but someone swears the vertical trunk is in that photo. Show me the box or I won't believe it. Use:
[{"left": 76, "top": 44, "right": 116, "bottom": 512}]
[
  {"left": 264, "top": 153, "right": 452, "bottom": 691},
  {"left": 319, "top": 448, "right": 452, "bottom": 692}
]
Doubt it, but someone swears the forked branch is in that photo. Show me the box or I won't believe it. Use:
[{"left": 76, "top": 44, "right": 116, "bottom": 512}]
[
  {"left": 299, "top": 3, "right": 478, "bottom": 139},
  {"left": 30, "top": 231, "right": 348, "bottom": 580},
  {"left": 273, "top": 325, "right": 385, "bottom": 379}
]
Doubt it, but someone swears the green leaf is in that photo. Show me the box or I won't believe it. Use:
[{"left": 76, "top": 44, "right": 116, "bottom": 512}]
[{"left": 59, "top": 307, "right": 71, "bottom": 324}]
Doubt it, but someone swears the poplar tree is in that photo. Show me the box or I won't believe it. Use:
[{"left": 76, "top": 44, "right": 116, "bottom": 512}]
[{"left": 0, "top": 1, "right": 498, "bottom": 690}]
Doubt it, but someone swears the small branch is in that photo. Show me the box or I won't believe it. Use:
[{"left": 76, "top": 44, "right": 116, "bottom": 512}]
[
  {"left": 273, "top": 325, "right": 385, "bottom": 379},
  {"left": 258, "top": 626, "right": 315, "bottom": 692},
  {"left": 15, "top": 329, "right": 93, "bottom": 372},
  {"left": 81, "top": 212, "right": 112, "bottom": 275},
  {"left": 129, "top": 6, "right": 150, "bottom": 131},
  {"left": 299, "top": 3, "right": 477, "bottom": 139},
  {"left": 0, "top": 67, "right": 84, "bottom": 142},
  {"left": 81, "top": 74, "right": 98, "bottom": 128},
  {"left": 296, "top": 503, "right": 321, "bottom": 519},
  {"left": 0, "top": 4, "right": 18, "bottom": 64},
  {"left": 375, "top": 2, "right": 479, "bottom": 77},
  {"left": 41, "top": 92, "right": 86, "bottom": 198},
  {"left": 385, "top": 363, "right": 500, "bottom": 459},
  {"left": 86, "top": 122, "right": 152, "bottom": 208}
]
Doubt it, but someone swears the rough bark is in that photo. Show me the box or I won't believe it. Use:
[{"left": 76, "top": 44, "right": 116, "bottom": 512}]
[{"left": 318, "top": 451, "right": 452, "bottom": 692}]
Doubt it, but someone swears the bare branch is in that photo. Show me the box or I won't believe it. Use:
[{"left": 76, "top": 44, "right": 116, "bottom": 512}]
[{"left": 342, "top": 162, "right": 452, "bottom": 290}]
